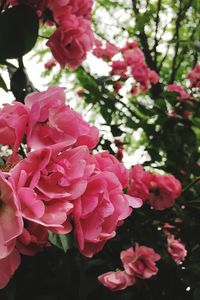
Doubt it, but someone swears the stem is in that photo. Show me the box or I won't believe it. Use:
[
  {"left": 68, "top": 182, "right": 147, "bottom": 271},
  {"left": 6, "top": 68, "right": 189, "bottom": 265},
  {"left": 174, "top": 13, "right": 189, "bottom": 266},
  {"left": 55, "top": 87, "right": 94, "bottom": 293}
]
[{"left": 182, "top": 176, "right": 200, "bottom": 194}]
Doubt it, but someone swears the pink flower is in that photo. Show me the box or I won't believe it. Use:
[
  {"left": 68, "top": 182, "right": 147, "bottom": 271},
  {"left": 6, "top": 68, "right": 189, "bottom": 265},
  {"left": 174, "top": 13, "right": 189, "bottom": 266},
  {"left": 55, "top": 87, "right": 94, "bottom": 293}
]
[
  {"left": 0, "top": 173, "right": 23, "bottom": 259},
  {"left": 98, "top": 270, "right": 135, "bottom": 291},
  {"left": 73, "top": 171, "right": 142, "bottom": 257},
  {"left": 131, "top": 64, "right": 149, "bottom": 86},
  {"left": 123, "top": 47, "right": 145, "bottom": 66},
  {"left": 44, "top": 59, "right": 57, "bottom": 70},
  {"left": 128, "top": 164, "right": 150, "bottom": 202},
  {"left": 16, "top": 221, "right": 50, "bottom": 256},
  {"left": 120, "top": 244, "right": 160, "bottom": 279},
  {"left": 25, "top": 87, "right": 99, "bottom": 150},
  {"left": 0, "top": 102, "right": 28, "bottom": 154},
  {"left": 128, "top": 165, "right": 182, "bottom": 211},
  {"left": 167, "top": 84, "right": 192, "bottom": 101},
  {"left": 148, "top": 70, "right": 159, "bottom": 84},
  {"left": 0, "top": 249, "right": 21, "bottom": 289},
  {"left": 110, "top": 61, "right": 127, "bottom": 78},
  {"left": 10, "top": 146, "right": 94, "bottom": 234},
  {"left": 47, "top": 0, "right": 93, "bottom": 22},
  {"left": 148, "top": 173, "right": 182, "bottom": 211},
  {"left": 91, "top": 151, "right": 129, "bottom": 188},
  {"left": 93, "top": 42, "right": 118, "bottom": 61},
  {"left": 188, "top": 64, "right": 200, "bottom": 88},
  {"left": 47, "top": 15, "right": 94, "bottom": 69},
  {"left": 167, "top": 235, "right": 187, "bottom": 264}
]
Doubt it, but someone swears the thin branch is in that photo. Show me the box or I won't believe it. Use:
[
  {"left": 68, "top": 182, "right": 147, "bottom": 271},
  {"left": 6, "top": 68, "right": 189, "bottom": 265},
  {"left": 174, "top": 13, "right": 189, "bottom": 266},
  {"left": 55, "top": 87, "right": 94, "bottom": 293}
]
[
  {"left": 182, "top": 176, "right": 200, "bottom": 194},
  {"left": 170, "top": 0, "right": 192, "bottom": 83},
  {"left": 131, "top": 0, "right": 156, "bottom": 71},
  {"left": 153, "top": 0, "right": 162, "bottom": 66}
]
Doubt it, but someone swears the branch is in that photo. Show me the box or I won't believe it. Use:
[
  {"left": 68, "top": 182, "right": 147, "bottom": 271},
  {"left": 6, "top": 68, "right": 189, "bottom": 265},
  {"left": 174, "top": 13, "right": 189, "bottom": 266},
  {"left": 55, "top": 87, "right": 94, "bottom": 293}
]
[
  {"left": 131, "top": 0, "right": 155, "bottom": 71},
  {"left": 170, "top": 1, "right": 192, "bottom": 83},
  {"left": 182, "top": 176, "right": 200, "bottom": 194},
  {"left": 153, "top": 0, "right": 162, "bottom": 65}
]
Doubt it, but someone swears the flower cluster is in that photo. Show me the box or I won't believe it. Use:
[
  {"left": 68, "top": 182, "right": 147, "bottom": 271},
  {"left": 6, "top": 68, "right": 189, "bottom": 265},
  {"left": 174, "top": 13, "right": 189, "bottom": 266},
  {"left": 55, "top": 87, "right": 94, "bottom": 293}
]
[
  {"left": 188, "top": 64, "right": 200, "bottom": 88},
  {"left": 0, "top": 87, "right": 142, "bottom": 288},
  {"left": 167, "top": 84, "right": 194, "bottom": 119},
  {"left": 93, "top": 40, "right": 159, "bottom": 94},
  {"left": 7, "top": 0, "right": 94, "bottom": 69},
  {"left": 98, "top": 244, "right": 160, "bottom": 291},
  {"left": 128, "top": 164, "right": 182, "bottom": 211}
]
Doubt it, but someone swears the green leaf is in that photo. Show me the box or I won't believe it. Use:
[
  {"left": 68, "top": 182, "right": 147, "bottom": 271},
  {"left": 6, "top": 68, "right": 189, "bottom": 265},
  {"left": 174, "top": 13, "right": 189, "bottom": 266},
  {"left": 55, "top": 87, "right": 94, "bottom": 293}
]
[
  {"left": 0, "top": 74, "right": 8, "bottom": 91},
  {"left": 48, "top": 232, "right": 73, "bottom": 253},
  {"left": 0, "top": 4, "right": 39, "bottom": 60}
]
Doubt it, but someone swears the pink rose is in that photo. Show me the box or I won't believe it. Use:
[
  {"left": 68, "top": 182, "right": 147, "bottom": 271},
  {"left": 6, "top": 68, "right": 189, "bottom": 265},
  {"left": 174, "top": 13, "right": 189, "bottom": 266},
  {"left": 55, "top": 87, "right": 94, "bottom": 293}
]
[
  {"left": 47, "top": 15, "right": 94, "bottom": 68},
  {"left": 0, "top": 249, "right": 21, "bottom": 289},
  {"left": 91, "top": 151, "right": 129, "bottom": 188},
  {"left": 188, "top": 64, "right": 200, "bottom": 88},
  {"left": 73, "top": 171, "right": 142, "bottom": 257},
  {"left": 167, "top": 235, "right": 187, "bottom": 264},
  {"left": 98, "top": 270, "right": 135, "bottom": 291},
  {"left": 149, "top": 70, "right": 159, "bottom": 84},
  {"left": 16, "top": 221, "right": 50, "bottom": 256},
  {"left": 148, "top": 173, "right": 182, "bottom": 211},
  {"left": 0, "top": 102, "right": 28, "bottom": 154},
  {"left": 121, "top": 244, "right": 160, "bottom": 279},
  {"left": 0, "top": 173, "right": 23, "bottom": 259},
  {"left": 128, "top": 164, "right": 150, "bottom": 202},
  {"left": 25, "top": 87, "right": 99, "bottom": 150},
  {"left": 47, "top": 0, "right": 93, "bottom": 23},
  {"left": 123, "top": 47, "right": 145, "bottom": 66},
  {"left": 128, "top": 165, "right": 182, "bottom": 211},
  {"left": 131, "top": 64, "right": 149, "bottom": 85},
  {"left": 10, "top": 146, "right": 94, "bottom": 233},
  {"left": 110, "top": 61, "right": 127, "bottom": 78},
  {"left": 167, "top": 84, "right": 192, "bottom": 101},
  {"left": 93, "top": 42, "right": 118, "bottom": 61}
]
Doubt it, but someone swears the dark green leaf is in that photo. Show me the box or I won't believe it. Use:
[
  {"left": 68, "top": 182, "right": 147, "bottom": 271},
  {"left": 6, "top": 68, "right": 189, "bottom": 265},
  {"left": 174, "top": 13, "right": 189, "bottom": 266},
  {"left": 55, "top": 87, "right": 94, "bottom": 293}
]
[
  {"left": 0, "top": 4, "right": 39, "bottom": 60},
  {"left": 0, "top": 74, "right": 8, "bottom": 91}
]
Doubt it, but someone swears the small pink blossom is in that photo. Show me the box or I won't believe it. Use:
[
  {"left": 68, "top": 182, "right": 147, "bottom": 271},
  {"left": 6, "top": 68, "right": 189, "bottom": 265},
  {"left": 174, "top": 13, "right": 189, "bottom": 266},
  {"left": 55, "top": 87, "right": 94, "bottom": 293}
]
[
  {"left": 149, "top": 70, "right": 159, "bottom": 84},
  {"left": 128, "top": 165, "right": 182, "bottom": 211},
  {"left": 73, "top": 171, "right": 142, "bottom": 257},
  {"left": 93, "top": 42, "right": 118, "bottom": 61},
  {"left": 47, "top": 15, "right": 94, "bottom": 69},
  {"left": 167, "top": 235, "right": 187, "bottom": 264},
  {"left": 188, "top": 64, "right": 200, "bottom": 88},
  {"left": 120, "top": 244, "right": 160, "bottom": 279},
  {"left": 148, "top": 173, "right": 182, "bottom": 211},
  {"left": 0, "top": 249, "right": 21, "bottom": 289},
  {"left": 98, "top": 270, "right": 135, "bottom": 291},
  {"left": 110, "top": 61, "right": 127, "bottom": 78},
  {"left": 167, "top": 84, "right": 192, "bottom": 101},
  {"left": 0, "top": 102, "right": 28, "bottom": 154}
]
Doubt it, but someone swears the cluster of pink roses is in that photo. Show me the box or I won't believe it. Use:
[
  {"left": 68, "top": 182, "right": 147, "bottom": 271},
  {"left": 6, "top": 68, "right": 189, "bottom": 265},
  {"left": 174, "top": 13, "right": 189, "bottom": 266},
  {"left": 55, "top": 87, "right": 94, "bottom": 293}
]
[
  {"left": 6, "top": 0, "right": 94, "bottom": 69},
  {"left": 167, "top": 84, "right": 193, "bottom": 119},
  {"left": 128, "top": 164, "right": 182, "bottom": 211},
  {"left": 188, "top": 64, "right": 200, "bottom": 88},
  {"left": 163, "top": 223, "right": 187, "bottom": 264},
  {"left": 93, "top": 40, "right": 159, "bottom": 94},
  {"left": 0, "top": 86, "right": 142, "bottom": 288},
  {"left": 98, "top": 244, "right": 160, "bottom": 291}
]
